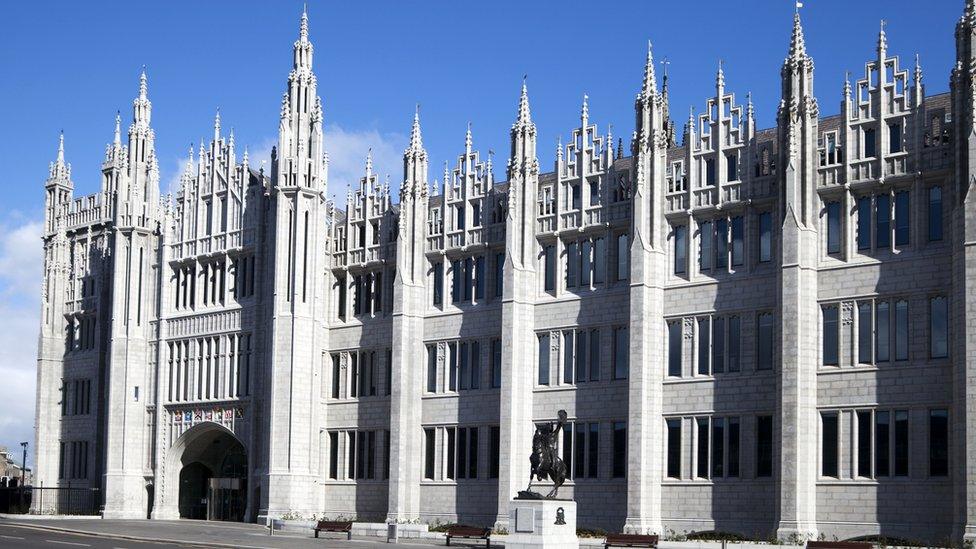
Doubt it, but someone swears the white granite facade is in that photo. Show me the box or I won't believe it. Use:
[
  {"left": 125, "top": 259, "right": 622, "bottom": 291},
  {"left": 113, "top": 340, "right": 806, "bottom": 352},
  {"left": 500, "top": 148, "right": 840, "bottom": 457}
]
[{"left": 31, "top": 3, "right": 976, "bottom": 544}]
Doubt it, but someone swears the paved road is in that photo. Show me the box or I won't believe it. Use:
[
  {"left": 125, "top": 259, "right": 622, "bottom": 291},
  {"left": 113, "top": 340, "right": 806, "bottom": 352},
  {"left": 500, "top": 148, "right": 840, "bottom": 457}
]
[{"left": 0, "top": 520, "right": 470, "bottom": 549}]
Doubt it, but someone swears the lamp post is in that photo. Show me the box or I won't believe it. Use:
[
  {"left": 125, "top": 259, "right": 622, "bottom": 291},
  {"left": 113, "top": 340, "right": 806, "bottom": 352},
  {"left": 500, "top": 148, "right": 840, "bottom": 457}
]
[{"left": 20, "top": 442, "right": 28, "bottom": 487}]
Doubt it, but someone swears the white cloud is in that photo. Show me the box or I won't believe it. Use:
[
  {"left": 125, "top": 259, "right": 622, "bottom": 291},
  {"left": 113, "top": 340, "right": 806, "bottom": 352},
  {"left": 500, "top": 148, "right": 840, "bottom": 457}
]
[{"left": 0, "top": 217, "right": 42, "bottom": 463}]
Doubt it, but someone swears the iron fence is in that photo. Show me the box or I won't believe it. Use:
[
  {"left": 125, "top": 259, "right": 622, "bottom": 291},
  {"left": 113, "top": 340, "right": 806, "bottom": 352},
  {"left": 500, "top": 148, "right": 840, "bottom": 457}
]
[{"left": 0, "top": 486, "right": 101, "bottom": 516}]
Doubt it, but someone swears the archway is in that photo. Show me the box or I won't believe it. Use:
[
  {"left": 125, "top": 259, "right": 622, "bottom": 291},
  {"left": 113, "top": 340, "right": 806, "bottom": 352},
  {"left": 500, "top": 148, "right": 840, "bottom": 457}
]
[{"left": 162, "top": 422, "right": 248, "bottom": 522}]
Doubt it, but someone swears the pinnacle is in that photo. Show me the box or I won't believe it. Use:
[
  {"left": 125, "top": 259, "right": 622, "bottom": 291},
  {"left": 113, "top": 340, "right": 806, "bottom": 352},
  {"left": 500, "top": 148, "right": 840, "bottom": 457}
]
[
  {"left": 516, "top": 77, "right": 532, "bottom": 127},
  {"left": 717, "top": 59, "right": 725, "bottom": 89},
  {"left": 788, "top": 11, "right": 806, "bottom": 61},
  {"left": 967, "top": 0, "right": 976, "bottom": 26},
  {"left": 113, "top": 111, "right": 121, "bottom": 145},
  {"left": 642, "top": 40, "right": 657, "bottom": 97},
  {"left": 581, "top": 94, "right": 589, "bottom": 123},
  {"left": 465, "top": 122, "right": 473, "bottom": 152},
  {"left": 56, "top": 131, "right": 65, "bottom": 164},
  {"left": 299, "top": 5, "right": 309, "bottom": 43},
  {"left": 878, "top": 19, "right": 888, "bottom": 54},
  {"left": 365, "top": 148, "right": 373, "bottom": 177},
  {"left": 408, "top": 105, "right": 424, "bottom": 152},
  {"left": 139, "top": 67, "right": 148, "bottom": 100}
]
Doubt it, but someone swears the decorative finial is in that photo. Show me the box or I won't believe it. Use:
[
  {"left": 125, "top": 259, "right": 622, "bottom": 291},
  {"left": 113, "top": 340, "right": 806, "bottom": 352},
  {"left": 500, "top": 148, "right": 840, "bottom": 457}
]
[
  {"left": 581, "top": 94, "right": 589, "bottom": 123},
  {"left": 516, "top": 76, "right": 532, "bottom": 126},
  {"left": 365, "top": 148, "right": 373, "bottom": 177},
  {"left": 139, "top": 66, "right": 148, "bottom": 99},
  {"left": 408, "top": 104, "right": 423, "bottom": 152},
  {"left": 300, "top": 4, "right": 309, "bottom": 42},
  {"left": 57, "top": 131, "right": 65, "bottom": 164},
  {"left": 717, "top": 59, "right": 725, "bottom": 89},
  {"left": 465, "top": 122, "right": 473, "bottom": 152},
  {"left": 113, "top": 111, "right": 121, "bottom": 145},
  {"left": 556, "top": 135, "right": 563, "bottom": 162},
  {"left": 789, "top": 9, "right": 807, "bottom": 61},
  {"left": 642, "top": 40, "right": 657, "bottom": 97},
  {"left": 878, "top": 19, "right": 888, "bottom": 54},
  {"left": 214, "top": 108, "right": 221, "bottom": 137},
  {"left": 914, "top": 53, "right": 923, "bottom": 85}
]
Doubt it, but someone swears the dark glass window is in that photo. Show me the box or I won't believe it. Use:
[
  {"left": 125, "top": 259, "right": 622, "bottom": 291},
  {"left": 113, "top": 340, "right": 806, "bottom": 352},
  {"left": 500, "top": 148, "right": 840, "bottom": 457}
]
[
  {"left": 426, "top": 345, "right": 437, "bottom": 393},
  {"left": 895, "top": 191, "right": 910, "bottom": 246},
  {"left": 876, "top": 302, "right": 890, "bottom": 362},
  {"left": 931, "top": 297, "right": 948, "bottom": 359},
  {"left": 544, "top": 246, "right": 556, "bottom": 292},
  {"left": 757, "top": 313, "right": 774, "bottom": 370},
  {"left": 491, "top": 339, "right": 502, "bottom": 388},
  {"left": 728, "top": 417, "right": 740, "bottom": 477},
  {"left": 666, "top": 419, "right": 681, "bottom": 478},
  {"left": 612, "top": 422, "right": 627, "bottom": 478},
  {"left": 864, "top": 127, "right": 877, "bottom": 158},
  {"left": 716, "top": 219, "right": 728, "bottom": 269},
  {"left": 538, "top": 333, "right": 550, "bottom": 385},
  {"left": 674, "top": 226, "right": 687, "bottom": 275},
  {"left": 756, "top": 415, "right": 773, "bottom": 477},
  {"left": 858, "top": 301, "right": 873, "bottom": 364},
  {"left": 697, "top": 417, "right": 709, "bottom": 478},
  {"left": 930, "top": 409, "right": 948, "bottom": 477},
  {"left": 731, "top": 216, "right": 744, "bottom": 266},
  {"left": 329, "top": 431, "right": 339, "bottom": 479},
  {"left": 613, "top": 327, "right": 628, "bottom": 380},
  {"left": 895, "top": 300, "right": 908, "bottom": 361},
  {"left": 889, "top": 123, "right": 902, "bottom": 153},
  {"left": 857, "top": 196, "right": 872, "bottom": 250},
  {"left": 894, "top": 410, "right": 909, "bottom": 476},
  {"left": 823, "top": 305, "right": 839, "bottom": 366},
  {"left": 876, "top": 411, "right": 890, "bottom": 476},
  {"left": 587, "top": 423, "right": 600, "bottom": 478},
  {"left": 759, "top": 212, "right": 772, "bottom": 262},
  {"left": 700, "top": 221, "right": 713, "bottom": 271},
  {"left": 728, "top": 316, "right": 740, "bottom": 372},
  {"left": 876, "top": 194, "right": 891, "bottom": 248},
  {"left": 712, "top": 316, "right": 725, "bottom": 374},
  {"left": 822, "top": 412, "right": 839, "bottom": 477},
  {"left": 928, "top": 187, "right": 943, "bottom": 242},
  {"left": 668, "top": 320, "right": 682, "bottom": 377},
  {"left": 857, "top": 411, "right": 872, "bottom": 477},
  {"left": 698, "top": 317, "right": 711, "bottom": 375},
  {"left": 711, "top": 417, "right": 725, "bottom": 478},
  {"left": 726, "top": 154, "right": 739, "bottom": 182},
  {"left": 826, "top": 202, "right": 841, "bottom": 254},
  {"left": 490, "top": 425, "right": 500, "bottom": 479}
]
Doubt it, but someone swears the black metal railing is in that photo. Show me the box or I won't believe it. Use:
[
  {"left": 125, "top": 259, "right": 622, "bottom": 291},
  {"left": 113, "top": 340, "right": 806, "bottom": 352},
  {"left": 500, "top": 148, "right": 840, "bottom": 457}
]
[{"left": 0, "top": 486, "right": 101, "bottom": 516}]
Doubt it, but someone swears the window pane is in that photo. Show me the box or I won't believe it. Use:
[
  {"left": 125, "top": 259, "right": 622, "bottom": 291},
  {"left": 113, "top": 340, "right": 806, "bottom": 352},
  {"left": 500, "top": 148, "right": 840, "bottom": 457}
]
[
  {"left": 827, "top": 202, "right": 841, "bottom": 254},
  {"left": 613, "top": 327, "right": 629, "bottom": 380},
  {"left": 574, "top": 424, "right": 585, "bottom": 478},
  {"left": 929, "top": 186, "right": 943, "bottom": 242},
  {"left": 895, "top": 191, "right": 910, "bottom": 246},
  {"left": 593, "top": 238, "right": 606, "bottom": 284},
  {"left": 612, "top": 422, "right": 627, "bottom": 478},
  {"left": 446, "top": 427, "right": 456, "bottom": 480},
  {"left": 459, "top": 342, "right": 469, "bottom": 391},
  {"left": 857, "top": 410, "right": 872, "bottom": 477},
  {"left": 727, "top": 417, "right": 740, "bottom": 477},
  {"left": 575, "top": 331, "right": 586, "bottom": 383},
  {"left": 329, "top": 432, "right": 339, "bottom": 479},
  {"left": 823, "top": 305, "right": 839, "bottom": 366},
  {"left": 566, "top": 241, "right": 579, "bottom": 288},
  {"left": 876, "top": 411, "right": 890, "bottom": 476},
  {"left": 759, "top": 212, "right": 772, "bottom": 262},
  {"left": 930, "top": 409, "right": 949, "bottom": 477},
  {"left": 581, "top": 240, "right": 592, "bottom": 286},
  {"left": 822, "top": 412, "right": 838, "bottom": 477},
  {"left": 470, "top": 341, "right": 480, "bottom": 390},
  {"left": 727, "top": 154, "right": 738, "bottom": 181},
  {"left": 757, "top": 415, "right": 773, "bottom": 477},
  {"left": 728, "top": 316, "right": 740, "bottom": 372},
  {"left": 492, "top": 339, "right": 502, "bottom": 388},
  {"left": 876, "top": 302, "right": 890, "bottom": 362},
  {"left": 697, "top": 417, "right": 709, "bottom": 478},
  {"left": 490, "top": 426, "right": 500, "bottom": 478},
  {"left": 876, "top": 194, "right": 890, "bottom": 248},
  {"left": 538, "top": 334, "right": 550, "bottom": 385},
  {"left": 858, "top": 302, "right": 873, "bottom": 364},
  {"left": 427, "top": 345, "right": 437, "bottom": 393},
  {"left": 894, "top": 410, "right": 909, "bottom": 476},
  {"left": 544, "top": 246, "right": 555, "bottom": 291},
  {"left": 616, "top": 234, "right": 629, "bottom": 281},
  {"left": 668, "top": 321, "right": 682, "bottom": 377},
  {"left": 448, "top": 343, "right": 457, "bottom": 391},
  {"left": 857, "top": 197, "right": 872, "bottom": 250},
  {"left": 712, "top": 316, "right": 725, "bottom": 374},
  {"left": 931, "top": 296, "right": 948, "bottom": 359},
  {"left": 451, "top": 261, "right": 461, "bottom": 303},
  {"left": 711, "top": 417, "right": 725, "bottom": 478},
  {"left": 698, "top": 317, "right": 711, "bottom": 375},
  {"left": 700, "top": 221, "right": 713, "bottom": 271},
  {"left": 433, "top": 262, "right": 443, "bottom": 305},
  {"left": 495, "top": 253, "right": 504, "bottom": 298},
  {"left": 731, "top": 217, "right": 744, "bottom": 266},
  {"left": 758, "top": 314, "right": 773, "bottom": 370},
  {"left": 674, "top": 226, "right": 687, "bottom": 275},
  {"left": 589, "top": 330, "right": 600, "bottom": 381},
  {"left": 588, "top": 423, "right": 599, "bottom": 478},
  {"left": 563, "top": 331, "right": 575, "bottom": 384},
  {"left": 716, "top": 219, "right": 728, "bottom": 268},
  {"left": 475, "top": 256, "right": 485, "bottom": 299},
  {"left": 666, "top": 419, "right": 681, "bottom": 479},
  {"left": 889, "top": 123, "right": 902, "bottom": 153},
  {"left": 895, "top": 300, "right": 908, "bottom": 361},
  {"left": 424, "top": 428, "right": 435, "bottom": 479},
  {"left": 562, "top": 424, "right": 573, "bottom": 479},
  {"left": 865, "top": 128, "right": 877, "bottom": 158}
]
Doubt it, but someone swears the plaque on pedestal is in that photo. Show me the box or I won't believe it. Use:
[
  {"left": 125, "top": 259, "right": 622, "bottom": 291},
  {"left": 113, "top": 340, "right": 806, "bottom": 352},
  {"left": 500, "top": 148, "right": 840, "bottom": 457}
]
[{"left": 506, "top": 498, "right": 578, "bottom": 549}]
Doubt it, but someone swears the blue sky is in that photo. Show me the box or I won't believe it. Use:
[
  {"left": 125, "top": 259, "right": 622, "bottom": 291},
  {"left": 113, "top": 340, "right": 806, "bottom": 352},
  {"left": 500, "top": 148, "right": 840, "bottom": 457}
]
[{"left": 0, "top": 0, "right": 962, "bottom": 465}]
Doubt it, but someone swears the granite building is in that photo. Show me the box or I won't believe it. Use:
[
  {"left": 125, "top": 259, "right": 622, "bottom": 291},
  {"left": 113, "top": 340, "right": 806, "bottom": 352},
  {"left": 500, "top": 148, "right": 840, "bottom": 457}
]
[{"left": 32, "top": 3, "right": 976, "bottom": 543}]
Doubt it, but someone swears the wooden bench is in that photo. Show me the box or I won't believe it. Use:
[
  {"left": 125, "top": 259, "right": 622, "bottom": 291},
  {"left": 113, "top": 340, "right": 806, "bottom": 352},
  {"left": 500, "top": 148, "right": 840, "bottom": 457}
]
[
  {"left": 313, "top": 520, "right": 352, "bottom": 540},
  {"left": 605, "top": 533, "right": 659, "bottom": 548},
  {"left": 445, "top": 525, "right": 491, "bottom": 547},
  {"left": 807, "top": 543, "right": 873, "bottom": 549}
]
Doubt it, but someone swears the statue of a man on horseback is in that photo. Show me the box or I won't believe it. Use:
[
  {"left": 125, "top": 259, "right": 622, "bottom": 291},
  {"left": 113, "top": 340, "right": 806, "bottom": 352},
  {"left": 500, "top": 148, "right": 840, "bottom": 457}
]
[{"left": 524, "top": 409, "right": 568, "bottom": 499}]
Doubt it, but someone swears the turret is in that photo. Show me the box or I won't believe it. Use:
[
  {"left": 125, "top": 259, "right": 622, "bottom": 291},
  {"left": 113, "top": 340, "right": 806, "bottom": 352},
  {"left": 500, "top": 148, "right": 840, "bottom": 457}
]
[
  {"left": 44, "top": 132, "right": 73, "bottom": 233},
  {"left": 505, "top": 79, "right": 539, "bottom": 267},
  {"left": 778, "top": 11, "right": 818, "bottom": 226}
]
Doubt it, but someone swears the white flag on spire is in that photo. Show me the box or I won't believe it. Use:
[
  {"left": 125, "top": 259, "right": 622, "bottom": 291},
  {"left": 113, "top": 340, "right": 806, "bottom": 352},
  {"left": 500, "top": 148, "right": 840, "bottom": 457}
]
[{"left": 796, "top": 1, "right": 803, "bottom": 8}]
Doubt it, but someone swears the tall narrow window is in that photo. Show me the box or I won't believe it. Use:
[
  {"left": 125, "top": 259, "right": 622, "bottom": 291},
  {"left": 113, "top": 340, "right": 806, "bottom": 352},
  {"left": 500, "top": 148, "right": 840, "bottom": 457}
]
[
  {"left": 930, "top": 409, "right": 949, "bottom": 477},
  {"left": 613, "top": 327, "right": 628, "bottom": 380},
  {"left": 432, "top": 262, "right": 443, "bottom": 305},
  {"left": 566, "top": 241, "right": 579, "bottom": 288},
  {"left": 563, "top": 331, "right": 575, "bottom": 384},
  {"left": 674, "top": 226, "right": 687, "bottom": 275},
  {"left": 470, "top": 341, "right": 481, "bottom": 390},
  {"left": 491, "top": 339, "right": 502, "bottom": 388},
  {"left": 329, "top": 431, "right": 339, "bottom": 479},
  {"left": 666, "top": 418, "right": 681, "bottom": 478},
  {"left": 463, "top": 258, "right": 473, "bottom": 301},
  {"left": 712, "top": 316, "right": 725, "bottom": 374},
  {"left": 700, "top": 221, "right": 713, "bottom": 271},
  {"left": 698, "top": 317, "right": 711, "bottom": 375},
  {"left": 593, "top": 238, "right": 606, "bottom": 284},
  {"left": 458, "top": 342, "right": 469, "bottom": 391},
  {"left": 759, "top": 212, "right": 772, "bottom": 263},
  {"left": 821, "top": 412, "right": 839, "bottom": 477},
  {"left": 858, "top": 301, "right": 873, "bottom": 364},
  {"left": 711, "top": 417, "right": 725, "bottom": 478},
  {"left": 587, "top": 423, "right": 600, "bottom": 478},
  {"left": 716, "top": 219, "right": 729, "bottom": 269},
  {"left": 696, "top": 417, "right": 710, "bottom": 478},
  {"left": 823, "top": 305, "right": 839, "bottom": 366},
  {"left": 424, "top": 428, "right": 435, "bottom": 479},
  {"left": 889, "top": 122, "right": 902, "bottom": 154},
  {"left": 538, "top": 333, "right": 550, "bottom": 386},
  {"left": 857, "top": 196, "right": 872, "bottom": 250},
  {"left": 895, "top": 190, "right": 910, "bottom": 246},
  {"left": 426, "top": 345, "right": 437, "bottom": 393},
  {"left": 731, "top": 216, "right": 744, "bottom": 266},
  {"left": 575, "top": 331, "right": 587, "bottom": 383},
  {"left": 544, "top": 246, "right": 556, "bottom": 292},
  {"left": 451, "top": 260, "right": 461, "bottom": 303},
  {"left": 857, "top": 410, "right": 872, "bottom": 477},
  {"left": 876, "top": 411, "right": 890, "bottom": 476},
  {"left": 612, "top": 422, "right": 627, "bottom": 478},
  {"left": 331, "top": 355, "right": 341, "bottom": 399},
  {"left": 668, "top": 320, "right": 682, "bottom": 377},
  {"left": 876, "top": 194, "right": 891, "bottom": 249},
  {"left": 728, "top": 316, "right": 740, "bottom": 372},
  {"left": 446, "top": 427, "right": 456, "bottom": 480},
  {"left": 876, "top": 302, "right": 890, "bottom": 362},
  {"left": 580, "top": 240, "right": 592, "bottom": 286},
  {"left": 895, "top": 300, "right": 908, "bottom": 361},
  {"left": 448, "top": 342, "right": 457, "bottom": 391},
  {"left": 616, "top": 234, "right": 629, "bottom": 281},
  {"left": 589, "top": 329, "right": 600, "bottom": 381},
  {"left": 495, "top": 253, "right": 505, "bottom": 298},
  {"left": 929, "top": 186, "right": 943, "bottom": 242},
  {"left": 864, "top": 127, "right": 877, "bottom": 158},
  {"left": 931, "top": 296, "right": 948, "bottom": 359},
  {"left": 706, "top": 158, "right": 716, "bottom": 186},
  {"left": 728, "top": 417, "right": 740, "bottom": 477},
  {"left": 490, "top": 425, "right": 500, "bottom": 479},
  {"left": 894, "top": 410, "right": 909, "bottom": 477},
  {"left": 756, "top": 415, "right": 773, "bottom": 477},
  {"left": 726, "top": 153, "right": 738, "bottom": 181},
  {"left": 826, "top": 202, "right": 841, "bottom": 254},
  {"left": 757, "top": 313, "right": 773, "bottom": 370}
]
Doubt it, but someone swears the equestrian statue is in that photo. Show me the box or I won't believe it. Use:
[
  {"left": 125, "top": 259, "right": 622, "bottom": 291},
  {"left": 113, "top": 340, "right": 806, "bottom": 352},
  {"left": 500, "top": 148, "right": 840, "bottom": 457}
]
[{"left": 521, "top": 409, "right": 569, "bottom": 499}]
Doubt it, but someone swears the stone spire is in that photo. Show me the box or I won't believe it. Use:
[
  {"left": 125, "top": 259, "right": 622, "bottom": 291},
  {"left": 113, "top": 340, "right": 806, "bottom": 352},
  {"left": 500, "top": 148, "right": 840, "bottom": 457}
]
[
  {"left": 49, "top": 131, "right": 71, "bottom": 183},
  {"left": 966, "top": 0, "right": 976, "bottom": 26},
  {"left": 113, "top": 112, "right": 121, "bottom": 146},
  {"left": 213, "top": 108, "right": 221, "bottom": 140},
  {"left": 365, "top": 148, "right": 373, "bottom": 179},
  {"left": 914, "top": 53, "right": 923, "bottom": 85},
  {"left": 409, "top": 104, "right": 423, "bottom": 152},
  {"left": 299, "top": 4, "right": 309, "bottom": 43},
  {"left": 641, "top": 41, "right": 657, "bottom": 99},
  {"left": 465, "top": 122, "right": 473, "bottom": 153},
  {"left": 516, "top": 76, "right": 532, "bottom": 128},
  {"left": 716, "top": 59, "right": 725, "bottom": 91},
  {"left": 788, "top": 11, "right": 806, "bottom": 62},
  {"left": 403, "top": 106, "right": 428, "bottom": 198},
  {"left": 843, "top": 71, "right": 852, "bottom": 101},
  {"left": 293, "top": 5, "right": 314, "bottom": 70},
  {"left": 581, "top": 94, "right": 589, "bottom": 130},
  {"left": 878, "top": 19, "right": 888, "bottom": 58}
]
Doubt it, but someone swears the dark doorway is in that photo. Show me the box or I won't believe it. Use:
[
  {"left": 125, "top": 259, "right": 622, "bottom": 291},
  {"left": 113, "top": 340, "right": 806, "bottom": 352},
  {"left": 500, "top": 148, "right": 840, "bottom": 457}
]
[
  {"left": 146, "top": 484, "right": 154, "bottom": 519},
  {"left": 178, "top": 462, "right": 212, "bottom": 520}
]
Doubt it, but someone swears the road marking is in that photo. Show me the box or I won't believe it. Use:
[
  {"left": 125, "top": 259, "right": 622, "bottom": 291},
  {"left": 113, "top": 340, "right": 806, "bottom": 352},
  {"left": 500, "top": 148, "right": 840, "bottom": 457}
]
[
  {"left": 1, "top": 535, "right": 26, "bottom": 540},
  {"left": 46, "top": 541, "right": 91, "bottom": 547}
]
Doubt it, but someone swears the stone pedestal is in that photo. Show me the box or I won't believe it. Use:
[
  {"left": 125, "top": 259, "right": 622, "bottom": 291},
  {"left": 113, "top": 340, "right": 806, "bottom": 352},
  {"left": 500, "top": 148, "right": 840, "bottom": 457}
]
[{"left": 506, "top": 499, "right": 578, "bottom": 549}]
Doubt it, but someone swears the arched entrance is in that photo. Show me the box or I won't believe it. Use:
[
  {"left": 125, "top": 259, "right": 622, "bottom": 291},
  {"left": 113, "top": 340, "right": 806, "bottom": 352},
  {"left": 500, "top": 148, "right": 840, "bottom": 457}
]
[{"left": 166, "top": 423, "right": 248, "bottom": 522}]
